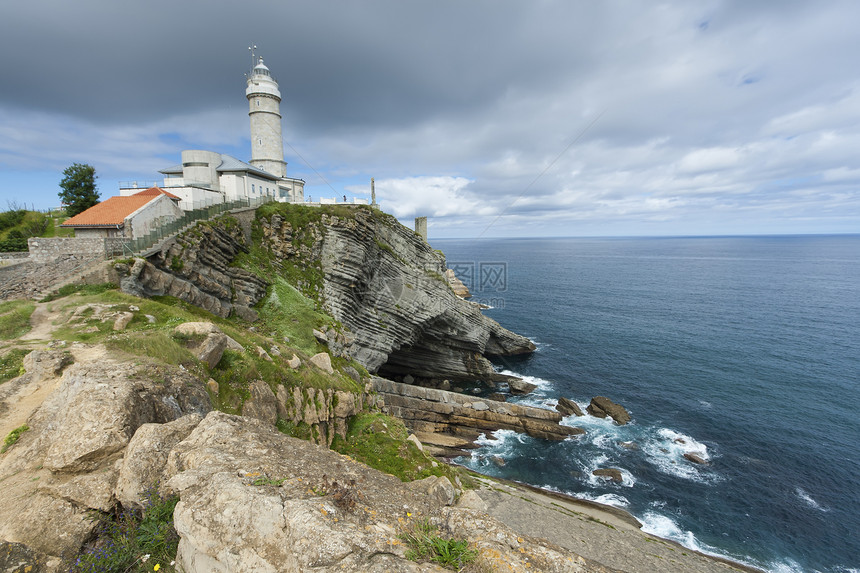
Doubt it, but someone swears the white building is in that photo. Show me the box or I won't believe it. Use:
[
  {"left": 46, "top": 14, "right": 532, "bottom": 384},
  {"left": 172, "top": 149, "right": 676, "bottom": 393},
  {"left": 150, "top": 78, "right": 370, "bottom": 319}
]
[
  {"left": 120, "top": 54, "right": 304, "bottom": 209},
  {"left": 61, "top": 187, "right": 184, "bottom": 239}
]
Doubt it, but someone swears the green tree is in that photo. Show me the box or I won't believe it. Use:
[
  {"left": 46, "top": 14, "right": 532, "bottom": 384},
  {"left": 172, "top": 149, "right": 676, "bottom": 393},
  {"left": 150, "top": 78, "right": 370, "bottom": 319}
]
[{"left": 59, "top": 163, "right": 100, "bottom": 216}]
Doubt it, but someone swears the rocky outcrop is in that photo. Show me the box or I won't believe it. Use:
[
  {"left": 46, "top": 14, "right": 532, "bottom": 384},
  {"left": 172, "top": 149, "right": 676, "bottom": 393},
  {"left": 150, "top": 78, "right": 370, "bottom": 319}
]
[
  {"left": 557, "top": 396, "right": 585, "bottom": 417},
  {"left": 257, "top": 207, "right": 536, "bottom": 383},
  {"left": 592, "top": 468, "right": 624, "bottom": 483},
  {"left": 0, "top": 353, "right": 211, "bottom": 562},
  {"left": 119, "top": 220, "right": 267, "bottom": 320},
  {"left": 373, "top": 377, "right": 584, "bottom": 456},
  {"left": 444, "top": 268, "right": 471, "bottom": 298},
  {"left": 587, "top": 396, "right": 631, "bottom": 425},
  {"left": 163, "top": 411, "right": 595, "bottom": 573},
  {"left": 173, "top": 321, "right": 242, "bottom": 368}
]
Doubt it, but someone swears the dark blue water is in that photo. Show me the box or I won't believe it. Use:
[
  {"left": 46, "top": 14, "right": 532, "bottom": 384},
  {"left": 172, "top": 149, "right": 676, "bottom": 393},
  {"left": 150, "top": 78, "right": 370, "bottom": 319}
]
[{"left": 431, "top": 236, "right": 860, "bottom": 573}]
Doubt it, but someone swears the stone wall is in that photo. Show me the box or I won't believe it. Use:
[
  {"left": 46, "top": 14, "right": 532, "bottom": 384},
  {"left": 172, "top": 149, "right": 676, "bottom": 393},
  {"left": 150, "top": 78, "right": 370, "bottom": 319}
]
[
  {"left": 27, "top": 237, "right": 107, "bottom": 264},
  {"left": 0, "top": 252, "right": 29, "bottom": 263}
]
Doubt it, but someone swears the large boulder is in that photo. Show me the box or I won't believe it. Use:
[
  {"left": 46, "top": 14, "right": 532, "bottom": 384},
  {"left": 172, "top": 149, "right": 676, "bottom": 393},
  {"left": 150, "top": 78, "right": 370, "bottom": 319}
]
[
  {"left": 115, "top": 414, "right": 203, "bottom": 509},
  {"left": 0, "top": 354, "right": 211, "bottom": 561},
  {"left": 509, "top": 378, "right": 538, "bottom": 395},
  {"left": 586, "top": 396, "right": 631, "bottom": 425},
  {"left": 173, "top": 322, "right": 232, "bottom": 368},
  {"left": 556, "top": 397, "right": 584, "bottom": 417},
  {"left": 309, "top": 352, "right": 335, "bottom": 374}
]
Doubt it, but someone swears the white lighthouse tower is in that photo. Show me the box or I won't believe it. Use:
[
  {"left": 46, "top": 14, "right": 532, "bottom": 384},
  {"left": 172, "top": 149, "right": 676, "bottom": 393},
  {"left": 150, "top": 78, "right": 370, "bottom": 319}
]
[{"left": 246, "top": 55, "right": 287, "bottom": 178}]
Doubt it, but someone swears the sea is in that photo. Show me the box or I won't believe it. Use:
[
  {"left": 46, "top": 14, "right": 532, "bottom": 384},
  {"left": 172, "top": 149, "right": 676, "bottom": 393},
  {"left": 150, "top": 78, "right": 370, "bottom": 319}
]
[{"left": 430, "top": 235, "right": 860, "bottom": 573}]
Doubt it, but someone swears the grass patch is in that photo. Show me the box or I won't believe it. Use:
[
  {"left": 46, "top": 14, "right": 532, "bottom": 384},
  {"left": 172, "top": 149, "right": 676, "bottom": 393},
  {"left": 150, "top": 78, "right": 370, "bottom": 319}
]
[
  {"left": 68, "top": 486, "right": 179, "bottom": 573},
  {"left": 332, "top": 413, "right": 461, "bottom": 483},
  {"left": 0, "top": 300, "right": 35, "bottom": 339},
  {"left": 1, "top": 425, "right": 29, "bottom": 453},
  {"left": 107, "top": 331, "right": 197, "bottom": 368},
  {"left": 399, "top": 519, "right": 477, "bottom": 570},
  {"left": 257, "top": 277, "right": 328, "bottom": 355},
  {"left": 0, "top": 348, "right": 31, "bottom": 384},
  {"left": 40, "top": 282, "right": 117, "bottom": 302},
  {"left": 276, "top": 418, "right": 313, "bottom": 440}
]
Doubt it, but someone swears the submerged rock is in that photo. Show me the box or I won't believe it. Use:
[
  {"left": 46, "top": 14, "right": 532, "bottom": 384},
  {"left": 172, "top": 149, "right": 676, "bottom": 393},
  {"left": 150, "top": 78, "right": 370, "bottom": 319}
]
[
  {"left": 684, "top": 452, "right": 709, "bottom": 465},
  {"left": 592, "top": 468, "right": 624, "bottom": 483}
]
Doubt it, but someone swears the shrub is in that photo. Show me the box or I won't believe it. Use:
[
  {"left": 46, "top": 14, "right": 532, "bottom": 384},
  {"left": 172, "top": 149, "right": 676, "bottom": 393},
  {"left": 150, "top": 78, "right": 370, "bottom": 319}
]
[
  {"left": 1, "top": 425, "right": 29, "bottom": 453},
  {"left": 68, "top": 485, "right": 179, "bottom": 573},
  {"left": 0, "top": 348, "right": 31, "bottom": 384},
  {"left": 399, "top": 519, "right": 478, "bottom": 570}
]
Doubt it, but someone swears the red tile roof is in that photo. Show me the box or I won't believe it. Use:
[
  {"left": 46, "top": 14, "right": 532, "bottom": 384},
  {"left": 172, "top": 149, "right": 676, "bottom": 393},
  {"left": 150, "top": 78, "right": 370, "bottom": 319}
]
[
  {"left": 61, "top": 196, "right": 156, "bottom": 227},
  {"left": 132, "top": 186, "right": 181, "bottom": 200}
]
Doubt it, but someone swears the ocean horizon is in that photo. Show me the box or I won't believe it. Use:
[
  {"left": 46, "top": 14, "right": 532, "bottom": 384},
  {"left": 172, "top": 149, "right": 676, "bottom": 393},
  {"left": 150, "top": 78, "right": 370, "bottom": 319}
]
[{"left": 431, "top": 234, "right": 860, "bottom": 573}]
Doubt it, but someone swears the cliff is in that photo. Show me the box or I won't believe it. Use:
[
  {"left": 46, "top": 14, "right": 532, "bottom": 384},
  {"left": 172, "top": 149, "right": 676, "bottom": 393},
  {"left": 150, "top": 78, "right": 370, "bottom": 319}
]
[
  {"left": 120, "top": 205, "right": 534, "bottom": 386},
  {"left": 0, "top": 291, "right": 759, "bottom": 573},
  {"left": 255, "top": 205, "right": 535, "bottom": 382}
]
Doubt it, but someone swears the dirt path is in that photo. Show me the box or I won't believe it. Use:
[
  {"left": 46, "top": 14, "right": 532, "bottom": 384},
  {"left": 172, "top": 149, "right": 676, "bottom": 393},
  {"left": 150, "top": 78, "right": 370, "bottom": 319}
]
[
  {"left": 1, "top": 300, "right": 107, "bottom": 439},
  {"left": 20, "top": 302, "right": 62, "bottom": 342}
]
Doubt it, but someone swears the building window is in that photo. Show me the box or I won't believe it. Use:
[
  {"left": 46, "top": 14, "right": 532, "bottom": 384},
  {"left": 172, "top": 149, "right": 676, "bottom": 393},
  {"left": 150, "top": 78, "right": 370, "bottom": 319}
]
[
  {"left": 252, "top": 184, "right": 255, "bottom": 194},
  {"left": 258, "top": 138, "right": 262, "bottom": 146},
  {"left": 256, "top": 99, "right": 260, "bottom": 107}
]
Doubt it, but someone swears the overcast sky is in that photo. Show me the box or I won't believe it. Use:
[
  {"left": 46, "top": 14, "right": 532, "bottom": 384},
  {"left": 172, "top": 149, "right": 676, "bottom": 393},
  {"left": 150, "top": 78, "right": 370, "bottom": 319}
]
[{"left": 1, "top": 1, "right": 858, "bottom": 237}]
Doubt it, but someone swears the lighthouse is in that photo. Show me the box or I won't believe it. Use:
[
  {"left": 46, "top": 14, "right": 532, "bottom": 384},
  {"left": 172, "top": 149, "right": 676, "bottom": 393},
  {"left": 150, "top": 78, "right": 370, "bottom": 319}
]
[{"left": 246, "top": 56, "right": 286, "bottom": 178}]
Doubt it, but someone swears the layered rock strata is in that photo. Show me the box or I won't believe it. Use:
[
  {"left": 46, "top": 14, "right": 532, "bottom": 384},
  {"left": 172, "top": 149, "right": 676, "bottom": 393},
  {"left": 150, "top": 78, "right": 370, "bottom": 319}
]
[
  {"left": 120, "top": 221, "right": 267, "bottom": 320},
  {"left": 372, "top": 377, "right": 584, "bottom": 456},
  {"left": 258, "top": 207, "right": 536, "bottom": 383}
]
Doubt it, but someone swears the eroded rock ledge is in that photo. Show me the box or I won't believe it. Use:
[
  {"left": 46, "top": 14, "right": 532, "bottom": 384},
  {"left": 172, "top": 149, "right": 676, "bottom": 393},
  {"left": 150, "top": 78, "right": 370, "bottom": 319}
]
[{"left": 373, "top": 377, "right": 584, "bottom": 456}]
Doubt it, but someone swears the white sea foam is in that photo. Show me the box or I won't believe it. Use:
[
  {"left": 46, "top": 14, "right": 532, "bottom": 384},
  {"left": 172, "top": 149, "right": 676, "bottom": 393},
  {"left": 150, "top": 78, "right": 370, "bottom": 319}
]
[
  {"left": 497, "top": 369, "right": 554, "bottom": 390},
  {"left": 641, "top": 512, "right": 767, "bottom": 571},
  {"left": 795, "top": 487, "right": 828, "bottom": 512},
  {"left": 641, "top": 428, "right": 717, "bottom": 482},
  {"left": 578, "top": 493, "right": 631, "bottom": 508},
  {"left": 640, "top": 512, "right": 705, "bottom": 551},
  {"left": 765, "top": 558, "right": 806, "bottom": 573}
]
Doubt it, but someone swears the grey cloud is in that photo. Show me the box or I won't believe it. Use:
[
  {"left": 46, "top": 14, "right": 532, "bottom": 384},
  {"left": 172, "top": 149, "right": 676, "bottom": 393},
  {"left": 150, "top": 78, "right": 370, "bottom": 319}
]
[{"left": 1, "top": 1, "right": 859, "bottom": 235}]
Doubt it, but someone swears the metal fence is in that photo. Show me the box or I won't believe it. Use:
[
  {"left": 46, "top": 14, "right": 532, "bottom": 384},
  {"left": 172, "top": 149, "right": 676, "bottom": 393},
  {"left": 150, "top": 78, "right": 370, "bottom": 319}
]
[{"left": 107, "top": 195, "right": 274, "bottom": 258}]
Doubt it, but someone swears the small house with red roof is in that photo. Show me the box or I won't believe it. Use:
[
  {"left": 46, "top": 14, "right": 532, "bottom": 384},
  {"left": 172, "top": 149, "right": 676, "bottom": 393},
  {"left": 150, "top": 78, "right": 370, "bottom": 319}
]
[{"left": 60, "top": 187, "right": 183, "bottom": 239}]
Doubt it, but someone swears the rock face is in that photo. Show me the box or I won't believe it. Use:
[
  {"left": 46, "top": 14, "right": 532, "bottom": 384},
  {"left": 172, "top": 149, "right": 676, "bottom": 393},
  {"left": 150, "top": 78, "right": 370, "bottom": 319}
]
[
  {"left": 119, "top": 221, "right": 267, "bottom": 320},
  {"left": 164, "top": 411, "right": 594, "bottom": 573},
  {"left": 587, "top": 396, "right": 631, "bottom": 425},
  {"left": 257, "top": 208, "right": 536, "bottom": 383},
  {"left": 373, "top": 377, "right": 584, "bottom": 456},
  {"left": 444, "top": 268, "right": 471, "bottom": 298},
  {"left": 0, "top": 353, "right": 211, "bottom": 562}
]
